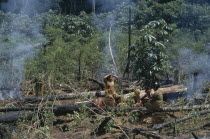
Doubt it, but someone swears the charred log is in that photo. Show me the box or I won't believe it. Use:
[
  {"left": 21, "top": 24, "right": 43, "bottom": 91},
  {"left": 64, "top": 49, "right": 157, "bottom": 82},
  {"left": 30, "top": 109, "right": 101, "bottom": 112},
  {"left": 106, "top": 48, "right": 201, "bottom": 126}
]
[
  {"left": 0, "top": 104, "right": 209, "bottom": 113},
  {"left": 0, "top": 102, "right": 94, "bottom": 123},
  {"left": 24, "top": 91, "right": 106, "bottom": 102},
  {"left": 0, "top": 111, "right": 34, "bottom": 123}
]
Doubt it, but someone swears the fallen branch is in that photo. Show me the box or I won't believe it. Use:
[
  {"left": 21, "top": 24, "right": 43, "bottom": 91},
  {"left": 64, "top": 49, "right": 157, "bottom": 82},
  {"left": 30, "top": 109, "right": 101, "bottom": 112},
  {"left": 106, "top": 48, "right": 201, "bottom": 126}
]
[
  {"left": 192, "top": 132, "right": 199, "bottom": 139},
  {"left": 151, "top": 109, "right": 210, "bottom": 130},
  {"left": 87, "top": 78, "right": 105, "bottom": 90},
  {"left": 186, "top": 122, "right": 210, "bottom": 133},
  {"left": 91, "top": 117, "right": 111, "bottom": 136},
  {"left": 113, "top": 126, "right": 162, "bottom": 139},
  {"left": 105, "top": 104, "right": 210, "bottom": 113},
  {"left": 113, "top": 109, "right": 210, "bottom": 136}
]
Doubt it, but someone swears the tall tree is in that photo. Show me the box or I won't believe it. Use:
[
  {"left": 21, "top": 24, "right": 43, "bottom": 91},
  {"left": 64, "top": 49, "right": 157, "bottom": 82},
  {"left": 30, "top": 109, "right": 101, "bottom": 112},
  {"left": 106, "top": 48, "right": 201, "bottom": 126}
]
[{"left": 131, "top": 19, "right": 172, "bottom": 88}]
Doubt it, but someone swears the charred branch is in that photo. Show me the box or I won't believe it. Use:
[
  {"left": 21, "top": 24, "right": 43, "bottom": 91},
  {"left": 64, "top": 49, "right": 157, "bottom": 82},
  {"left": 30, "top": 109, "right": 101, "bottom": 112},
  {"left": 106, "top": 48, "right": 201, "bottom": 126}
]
[
  {"left": 151, "top": 109, "right": 210, "bottom": 130},
  {"left": 87, "top": 78, "right": 105, "bottom": 90},
  {"left": 192, "top": 132, "right": 199, "bottom": 139},
  {"left": 113, "top": 126, "right": 162, "bottom": 139},
  {"left": 91, "top": 117, "right": 111, "bottom": 136}
]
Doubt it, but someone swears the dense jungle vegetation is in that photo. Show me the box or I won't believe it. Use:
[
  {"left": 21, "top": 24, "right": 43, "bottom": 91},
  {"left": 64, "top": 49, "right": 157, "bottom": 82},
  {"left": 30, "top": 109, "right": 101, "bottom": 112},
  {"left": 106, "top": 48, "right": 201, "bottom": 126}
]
[{"left": 0, "top": 0, "right": 209, "bottom": 90}]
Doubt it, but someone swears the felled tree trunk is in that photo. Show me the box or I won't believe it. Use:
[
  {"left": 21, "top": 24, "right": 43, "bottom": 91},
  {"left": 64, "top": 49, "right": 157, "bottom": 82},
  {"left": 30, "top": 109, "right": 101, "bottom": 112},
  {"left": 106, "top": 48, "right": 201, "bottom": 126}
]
[
  {"left": 24, "top": 86, "right": 186, "bottom": 103},
  {"left": 0, "top": 104, "right": 209, "bottom": 124},
  {"left": 0, "top": 104, "right": 209, "bottom": 113},
  {"left": 0, "top": 111, "right": 34, "bottom": 123},
  {"left": 24, "top": 91, "right": 106, "bottom": 102},
  {"left": 0, "top": 102, "right": 94, "bottom": 123}
]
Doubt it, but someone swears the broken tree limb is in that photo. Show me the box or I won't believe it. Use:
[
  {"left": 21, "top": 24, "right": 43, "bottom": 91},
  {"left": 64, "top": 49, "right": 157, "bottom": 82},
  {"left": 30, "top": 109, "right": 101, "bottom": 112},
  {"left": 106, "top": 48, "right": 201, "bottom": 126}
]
[
  {"left": 151, "top": 109, "right": 210, "bottom": 130},
  {"left": 105, "top": 104, "right": 210, "bottom": 113},
  {"left": 192, "top": 132, "right": 199, "bottom": 139},
  {"left": 112, "top": 109, "right": 210, "bottom": 135},
  {"left": 87, "top": 78, "right": 105, "bottom": 90},
  {"left": 186, "top": 121, "right": 210, "bottom": 133},
  {"left": 91, "top": 117, "right": 111, "bottom": 136},
  {"left": 112, "top": 126, "right": 162, "bottom": 139}
]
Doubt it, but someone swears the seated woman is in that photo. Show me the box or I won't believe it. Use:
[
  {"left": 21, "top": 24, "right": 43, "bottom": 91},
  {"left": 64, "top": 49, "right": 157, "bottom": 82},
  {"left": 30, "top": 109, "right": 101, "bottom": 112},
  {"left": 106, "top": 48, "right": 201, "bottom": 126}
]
[{"left": 103, "top": 74, "right": 121, "bottom": 105}]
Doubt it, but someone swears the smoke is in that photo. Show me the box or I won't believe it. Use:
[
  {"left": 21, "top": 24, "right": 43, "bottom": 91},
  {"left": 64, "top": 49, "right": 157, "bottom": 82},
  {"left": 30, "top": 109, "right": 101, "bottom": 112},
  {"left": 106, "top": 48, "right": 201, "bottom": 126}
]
[
  {"left": 1, "top": 0, "right": 58, "bottom": 16},
  {"left": 93, "top": 0, "right": 132, "bottom": 79},
  {"left": 178, "top": 48, "right": 210, "bottom": 99},
  {"left": 0, "top": 0, "right": 53, "bottom": 100}
]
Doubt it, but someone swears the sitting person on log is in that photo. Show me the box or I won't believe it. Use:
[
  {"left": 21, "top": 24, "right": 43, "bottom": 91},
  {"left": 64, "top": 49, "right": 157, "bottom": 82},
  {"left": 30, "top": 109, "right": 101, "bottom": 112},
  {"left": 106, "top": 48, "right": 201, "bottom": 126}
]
[
  {"left": 103, "top": 74, "right": 122, "bottom": 106},
  {"left": 151, "top": 84, "right": 163, "bottom": 111},
  {"left": 141, "top": 84, "right": 163, "bottom": 112}
]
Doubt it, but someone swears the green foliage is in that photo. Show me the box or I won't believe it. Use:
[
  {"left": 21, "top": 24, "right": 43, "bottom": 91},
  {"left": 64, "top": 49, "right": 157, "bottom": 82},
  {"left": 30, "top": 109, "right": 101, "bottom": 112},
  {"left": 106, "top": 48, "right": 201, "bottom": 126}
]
[
  {"left": 40, "top": 11, "right": 94, "bottom": 37},
  {"left": 25, "top": 26, "right": 102, "bottom": 88},
  {"left": 134, "top": 0, "right": 210, "bottom": 31},
  {"left": 131, "top": 19, "right": 172, "bottom": 88}
]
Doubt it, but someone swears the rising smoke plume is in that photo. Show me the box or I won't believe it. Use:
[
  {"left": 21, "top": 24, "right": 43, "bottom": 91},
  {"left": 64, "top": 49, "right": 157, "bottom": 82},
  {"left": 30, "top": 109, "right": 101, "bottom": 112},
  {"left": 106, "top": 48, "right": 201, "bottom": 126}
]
[
  {"left": 178, "top": 47, "right": 210, "bottom": 99},
  {"left": 93, "top": 0, "right": 132, "bottom": 79},
  {"left": 0, "top": 0, "right": 54, "bottom": 100}
]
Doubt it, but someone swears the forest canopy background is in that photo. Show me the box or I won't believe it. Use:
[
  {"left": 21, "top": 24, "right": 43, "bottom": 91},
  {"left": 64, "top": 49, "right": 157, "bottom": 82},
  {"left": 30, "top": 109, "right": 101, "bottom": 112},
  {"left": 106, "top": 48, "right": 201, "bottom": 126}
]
[{"left": 0, "top": 0, "right": 209, "bottom": 92}]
